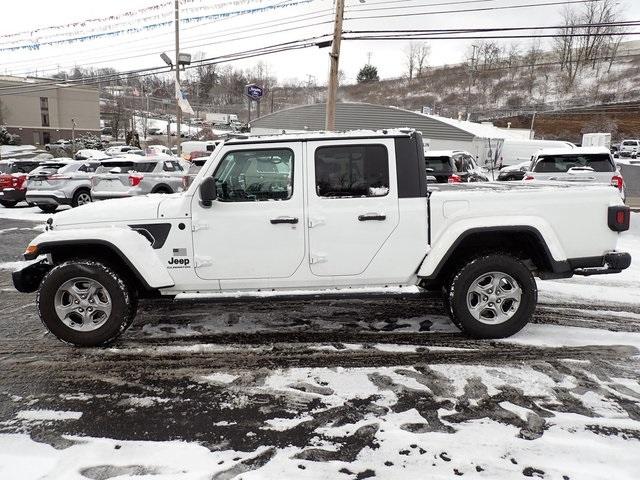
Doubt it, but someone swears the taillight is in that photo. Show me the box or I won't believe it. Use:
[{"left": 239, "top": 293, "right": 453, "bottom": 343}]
[
  {"left": 14, "top": 175, "right": 27, "bottom": 190},
  {"left": 523, "top": 175, "right": 535, "bottom": 181},
  {"left": 448, "top": 174, "right": 461, "bottom": 184},
  {"left": 610, "top": 174, "right": 624, "bottom": 192},
  {"left": 47, "top": 175, "right": 71, "bottom": 181},
  {"left": 129, "top": 174, "right": 143, "bottom": 187},
  {"left": 608, "top": 206, "right": 630, "bottom": 232}
]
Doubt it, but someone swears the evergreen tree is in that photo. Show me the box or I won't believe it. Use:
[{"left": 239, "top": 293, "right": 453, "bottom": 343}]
[{"left": 356, "top": 64, "right": 379, "bottom": 83}]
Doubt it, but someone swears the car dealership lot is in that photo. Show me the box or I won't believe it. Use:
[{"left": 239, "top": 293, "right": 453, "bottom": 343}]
[{"left": 0, "top": 210, "right": 639, "bottom": 479}]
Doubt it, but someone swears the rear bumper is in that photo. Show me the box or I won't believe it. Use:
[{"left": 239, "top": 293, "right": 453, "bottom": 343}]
[
  {"left": 25, "top": 192, "right": 70, "bottom": 206},
  {"left": 0, "top": 188, "right": 26, "bottom": 202},
  {"left": 571, "top": 251, "right": 632, "bottom": 276},
  {"left": 92, "top": 191, "right": 134, "bottom": 200}
]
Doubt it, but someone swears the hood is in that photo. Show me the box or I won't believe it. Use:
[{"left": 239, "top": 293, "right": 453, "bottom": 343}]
[{"left": 52, "top": 195, "right": 165, "bottom": 228}]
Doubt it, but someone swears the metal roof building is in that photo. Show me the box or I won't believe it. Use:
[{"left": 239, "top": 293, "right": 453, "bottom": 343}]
[{"left": 249, "top": 102, "right": 532, "bottom": 165}]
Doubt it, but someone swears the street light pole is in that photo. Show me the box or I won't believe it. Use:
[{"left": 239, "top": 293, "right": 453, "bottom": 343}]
[
  {"left": 325, "top": 0, "right": 345, "bottom": 131},
  {"left": 174, "top": 0, "right": 182, "bottom": 156},
  {"left": 71, "top": 118, "right": 76, "bottom": 156}
]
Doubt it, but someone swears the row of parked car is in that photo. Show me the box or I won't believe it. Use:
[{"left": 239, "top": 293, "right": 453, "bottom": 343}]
[
  {"left": 424, "top": 147, "right": 626, "bottom": 199},
  {"left": 1, "top": 141, "right": 627, "bottom": 212}
]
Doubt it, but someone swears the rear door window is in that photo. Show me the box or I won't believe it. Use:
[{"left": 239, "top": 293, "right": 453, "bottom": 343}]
[
  {"left": 315, "top": 144, "right": 389, "bottom": 198},
  {"left": 534, "top": 154, "right": 615, "bottom": 173},
  {"left": 162, "top": 160, "right": 183, "bottom": 172}
]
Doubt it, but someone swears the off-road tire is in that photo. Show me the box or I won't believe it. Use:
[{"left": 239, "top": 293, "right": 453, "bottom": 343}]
[
  {"left": 37, "top": 260, "right": 137, "bottom": 347},
  {"left": 446, "top": 253, "right": 537, "bottom": 338},
  {"left": 0, "top": 200, "right": 18, "bottom": 208},
  {"left": 71, "top": 188, "right": 92, "bottom": 208},
  {"left": 38, "top": 204, "right": 58, "bottom": 213}
]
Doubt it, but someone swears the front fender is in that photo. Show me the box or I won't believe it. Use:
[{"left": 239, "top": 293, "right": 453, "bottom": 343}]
[
  {"left": 25, "top": 227, "right": 175, "bottom": 290},
  {"left": 418, "top": 216, "right": 568, "bottom": 278}
]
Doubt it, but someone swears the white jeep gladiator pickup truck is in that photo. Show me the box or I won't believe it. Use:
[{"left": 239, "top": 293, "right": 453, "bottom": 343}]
[{"left": 12, "top": 130, "right": 632, "bottom": 347}]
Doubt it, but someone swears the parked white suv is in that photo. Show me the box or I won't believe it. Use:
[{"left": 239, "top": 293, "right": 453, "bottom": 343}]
[
  {"left": 12, "top": 130, "right": 631, "bottom": 347},
  {"left": 619, "top": 139, "right": 639, "bottom": 158},
  {"left": 26, "top": 160, "right": 101, "bottom": 212},
  {"left": 91, "top": 156, "right": 187, "bottom": 200},
  {"left": 524, "top": 147, "right": 625, "bottom": 199}
]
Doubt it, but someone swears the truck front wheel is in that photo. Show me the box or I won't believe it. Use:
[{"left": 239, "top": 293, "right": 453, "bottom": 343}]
[
  {"left": 446, "top": 254, "right": 537, "bottom": 338},
  {"left": 37, "top": 260, "right": 136, "bottom": 347}
]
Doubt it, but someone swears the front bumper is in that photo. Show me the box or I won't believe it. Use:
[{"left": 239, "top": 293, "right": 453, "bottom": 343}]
[
  {"left": 571, "top": 251, "right": 632, "bottom": 276},
  {"left": 11, "top": 258, "right": 52, "bottom": 293},
  {"left": 0, "top": 188, "right": 26, "bottom": 202},
  {"left": 25, "top": 192, "right": 71, "bottom": 206}
]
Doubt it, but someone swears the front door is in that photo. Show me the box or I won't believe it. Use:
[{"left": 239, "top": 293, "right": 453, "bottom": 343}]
[
  {"left": 306, "top": 140, "right": 399, "bottom": 276},
  {"left": 191, "top": 143, "right": 305, "bottom": 280}
]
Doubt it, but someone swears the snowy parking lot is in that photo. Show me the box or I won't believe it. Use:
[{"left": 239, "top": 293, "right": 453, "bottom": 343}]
[{"left": 0, "top": 206, "right": 639, "bottom": 479}]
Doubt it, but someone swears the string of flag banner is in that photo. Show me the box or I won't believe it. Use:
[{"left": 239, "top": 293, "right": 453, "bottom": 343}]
[{"left": 0, "top": 0, "right": 315, "bottom": 52}]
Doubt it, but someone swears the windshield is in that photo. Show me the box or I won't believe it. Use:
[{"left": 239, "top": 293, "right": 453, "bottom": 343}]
[
  {"left": 533, "top": 154, "right": 615, "bottom": 173},
  {"left": 425, "top": 156, "right": 453, "bottom": 172},
  {"left": 97, "top": 161, "right": 157, "bottom": 173}
]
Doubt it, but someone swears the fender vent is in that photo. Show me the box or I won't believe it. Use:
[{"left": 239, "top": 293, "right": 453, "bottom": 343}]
[{"left": 129, "top": 223, "right": 172, "bottom": 249}]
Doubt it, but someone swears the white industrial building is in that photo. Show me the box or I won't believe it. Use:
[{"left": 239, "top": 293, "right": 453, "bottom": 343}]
[{"left": 250, "top": 102, "right": 573, "bottom": 166}]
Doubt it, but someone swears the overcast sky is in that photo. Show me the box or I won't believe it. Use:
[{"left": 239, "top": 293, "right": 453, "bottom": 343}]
[{"left": 1, "top": 0, "right": 638, "bottom": 84}]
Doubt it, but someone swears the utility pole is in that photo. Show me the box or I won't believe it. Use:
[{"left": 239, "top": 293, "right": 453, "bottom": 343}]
[
  {"left": 71, "top": 118, "right": 77, "bottom": 156},
  {"left": 529, "top": 111, "right": 537, "bottom": 140},
  {"left": 466, "top": 44, "right": 478, "bottom": 116},
  {"left": 325, "top": 0, "right": 345, "bottom": 131},
  {"left": 174, "top": 0, "right": 182, "bottom": 156}
]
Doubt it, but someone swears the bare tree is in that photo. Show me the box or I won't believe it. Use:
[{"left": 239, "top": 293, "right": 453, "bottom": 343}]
[
  {"left": 405, "top": 42, "right": 417, "bottom": 80},
  {"left": 554, "top": 0, "right": 625, "bottom": 90},
  {"left": 415, "top": 43, "right": 431, "bottom": 77}
]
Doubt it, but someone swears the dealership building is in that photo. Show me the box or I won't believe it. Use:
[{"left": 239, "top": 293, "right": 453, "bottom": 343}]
[{"left": 0, "top": 75, "right": 100, "bottom": 146}]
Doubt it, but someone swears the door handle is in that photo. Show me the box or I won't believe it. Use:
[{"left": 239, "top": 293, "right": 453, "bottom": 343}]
[
  {"left": 358, "top": 213, "right": 386, "bottom": 221},
  {"left": 270, "top": 216, "right": 299, "bottom": 224}
]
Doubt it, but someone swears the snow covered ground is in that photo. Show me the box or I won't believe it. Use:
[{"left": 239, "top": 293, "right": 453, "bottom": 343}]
[{"left": 0, "top": 209, "right": 638, "bottom": 479}]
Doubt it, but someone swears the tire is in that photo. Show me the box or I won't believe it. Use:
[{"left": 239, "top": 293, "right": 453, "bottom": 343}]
[
  {"left": 71, "top": 188, "right": 92, "bottom": 208},
  {"left": 0, "top": 200, "right": 18, "bottom": 208},
  {"left": 446, "top": 253, "right": 537, "bottom": 338},
  {"left": 37, "top": 260, "right": 137, "bottom": 347},
  {"left": 38, "top": 205, "right": 58, "bottom": 213},
  {"left": 151, "top": 186, "right": 172, "bottom": 194}
]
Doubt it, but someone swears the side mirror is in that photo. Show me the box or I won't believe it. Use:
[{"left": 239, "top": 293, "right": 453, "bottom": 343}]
[{"left": 199, "top": 177, "right": 217, "bottom": 207}]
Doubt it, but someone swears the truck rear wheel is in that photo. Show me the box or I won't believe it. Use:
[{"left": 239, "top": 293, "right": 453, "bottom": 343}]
[
  {"left": 446, "top": 253, "right": 537, "bottom": 338},
  {"left": 0, "top": 200, "right": 18, "bottom": 208},
  {"left": 37, "top": 260, "right": 137, "bottom": 347}
]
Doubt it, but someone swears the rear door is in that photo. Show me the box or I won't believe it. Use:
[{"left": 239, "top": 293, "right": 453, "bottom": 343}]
[{"left": 306, "top": 140, "right": 399, "bottom": 276}]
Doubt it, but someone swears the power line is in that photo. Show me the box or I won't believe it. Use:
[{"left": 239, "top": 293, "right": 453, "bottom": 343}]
[
  {"left": 1, "top": 5, "right": 335, "bottom": 70},
  {"left": 0, "top": 36, "right": 327, "bottom": 96},
  {"left": 345, "top": 0, "right": 606, "bottom": 21}
]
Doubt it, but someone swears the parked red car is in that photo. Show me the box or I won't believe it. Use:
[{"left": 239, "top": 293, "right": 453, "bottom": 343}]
[{"left": 0, "top": 159, "right": 41, "bottom": 207}]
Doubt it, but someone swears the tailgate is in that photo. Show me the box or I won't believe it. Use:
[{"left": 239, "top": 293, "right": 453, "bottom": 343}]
[{"left": 92, "top": 174, "right": 130, "bottom": 191}]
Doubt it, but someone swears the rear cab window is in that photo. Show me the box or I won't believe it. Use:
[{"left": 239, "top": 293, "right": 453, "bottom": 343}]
[
  {"left": 533, "top": 154, "right": 615, "bottom": 173},
  {"left": 425, "top": 156, "right": 453, "bottom": 173}
]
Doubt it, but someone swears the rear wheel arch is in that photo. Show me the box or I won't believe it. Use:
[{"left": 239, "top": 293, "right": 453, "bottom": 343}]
[
  {"left": 423, "top": 227, "right": 566, "bottom": 287},
  {"left": 151, "top": 184, "right": 173, "bottom": 194},
  {"left": 71, "top": 187, "right": 92, "bottom": 207}
]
